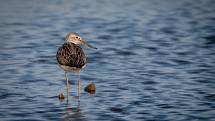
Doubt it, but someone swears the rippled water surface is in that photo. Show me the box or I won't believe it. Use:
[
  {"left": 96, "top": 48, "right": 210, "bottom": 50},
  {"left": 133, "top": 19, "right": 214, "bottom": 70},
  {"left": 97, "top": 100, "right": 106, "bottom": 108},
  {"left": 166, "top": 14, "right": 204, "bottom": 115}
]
[{"left": 0, "top": 0, "right": 215, "bottom": 120}]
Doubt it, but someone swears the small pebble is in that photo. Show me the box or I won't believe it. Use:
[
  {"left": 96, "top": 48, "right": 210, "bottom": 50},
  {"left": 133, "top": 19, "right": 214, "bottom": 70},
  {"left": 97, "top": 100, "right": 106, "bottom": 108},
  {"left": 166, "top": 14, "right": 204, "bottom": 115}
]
[
  {"left": 58, "top": 93, "right": 65, "bottom": 101},
  {"left": 84, "top": 83, "right": 96, "bottom": 94}
]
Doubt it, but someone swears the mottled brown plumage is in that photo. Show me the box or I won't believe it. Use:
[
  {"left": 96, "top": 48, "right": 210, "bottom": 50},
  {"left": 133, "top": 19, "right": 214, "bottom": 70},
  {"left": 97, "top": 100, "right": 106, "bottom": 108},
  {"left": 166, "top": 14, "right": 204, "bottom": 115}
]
[{"left": 56, "top": 42, "right": 86, "bottom": 69}]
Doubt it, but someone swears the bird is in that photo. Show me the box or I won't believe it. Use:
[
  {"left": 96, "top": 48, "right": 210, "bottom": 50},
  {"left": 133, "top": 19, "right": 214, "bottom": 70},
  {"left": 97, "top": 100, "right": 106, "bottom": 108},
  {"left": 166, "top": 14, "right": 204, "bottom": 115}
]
[{"left": 56, "top": 32, "right": 97, "bottom": 102}]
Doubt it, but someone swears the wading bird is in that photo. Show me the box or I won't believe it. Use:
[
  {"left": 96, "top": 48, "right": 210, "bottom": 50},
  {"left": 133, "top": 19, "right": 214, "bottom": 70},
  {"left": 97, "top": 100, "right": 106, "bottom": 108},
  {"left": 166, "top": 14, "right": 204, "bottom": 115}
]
[{"left": 56, "top": 32, "right": 97, "bottom": 102}]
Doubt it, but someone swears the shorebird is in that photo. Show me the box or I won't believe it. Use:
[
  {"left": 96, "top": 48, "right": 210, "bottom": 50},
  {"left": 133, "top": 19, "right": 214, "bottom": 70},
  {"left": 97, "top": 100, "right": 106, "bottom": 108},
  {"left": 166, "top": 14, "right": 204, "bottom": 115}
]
[{"left": 56, "top": 32, "right": 97, "bottom": 101}]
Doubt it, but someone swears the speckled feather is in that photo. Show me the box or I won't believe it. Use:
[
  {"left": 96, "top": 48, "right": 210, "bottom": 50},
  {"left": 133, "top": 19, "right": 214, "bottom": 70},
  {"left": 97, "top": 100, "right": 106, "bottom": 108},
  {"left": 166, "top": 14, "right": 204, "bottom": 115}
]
[{"left": 56, "top": 42, "right": 86, "bottom": 68}]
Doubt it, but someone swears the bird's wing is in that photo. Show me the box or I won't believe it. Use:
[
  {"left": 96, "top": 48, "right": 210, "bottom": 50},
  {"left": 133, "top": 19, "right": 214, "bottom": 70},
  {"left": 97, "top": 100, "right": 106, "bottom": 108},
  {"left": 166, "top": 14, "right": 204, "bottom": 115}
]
[{"left": 56, "top": 43, "right": 86, "bottom": 68}]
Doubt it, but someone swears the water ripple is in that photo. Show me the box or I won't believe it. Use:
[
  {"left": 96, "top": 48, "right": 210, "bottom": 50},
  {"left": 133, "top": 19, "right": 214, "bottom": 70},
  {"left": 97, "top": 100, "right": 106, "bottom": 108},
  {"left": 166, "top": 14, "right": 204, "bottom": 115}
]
[{"left": 0, "top": 0, "right": 215, "bottom": 121}]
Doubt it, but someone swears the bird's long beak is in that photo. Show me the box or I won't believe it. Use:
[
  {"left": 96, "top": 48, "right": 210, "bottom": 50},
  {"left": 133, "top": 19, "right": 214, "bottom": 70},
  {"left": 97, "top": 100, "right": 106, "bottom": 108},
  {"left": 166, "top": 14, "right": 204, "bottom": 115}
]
[{"left": 81, "top": 39, "right": 97, "bottom": 50}]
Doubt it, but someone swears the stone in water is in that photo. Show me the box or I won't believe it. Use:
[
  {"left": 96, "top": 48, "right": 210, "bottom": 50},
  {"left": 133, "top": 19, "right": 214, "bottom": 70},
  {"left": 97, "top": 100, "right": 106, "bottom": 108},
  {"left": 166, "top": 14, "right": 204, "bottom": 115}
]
[
  {"left": 84, "top": 83, "right": 96, "bottom": 94},
  {"left": 58, "top": 93, "right": 65, "bottom": 101}
]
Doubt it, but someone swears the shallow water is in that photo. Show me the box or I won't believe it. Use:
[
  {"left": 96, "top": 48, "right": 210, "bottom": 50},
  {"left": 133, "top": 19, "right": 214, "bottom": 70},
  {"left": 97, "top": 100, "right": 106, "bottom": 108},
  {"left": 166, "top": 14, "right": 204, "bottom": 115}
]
[{"left": 0, "top": 0, "right": 215, "bottom": 120}]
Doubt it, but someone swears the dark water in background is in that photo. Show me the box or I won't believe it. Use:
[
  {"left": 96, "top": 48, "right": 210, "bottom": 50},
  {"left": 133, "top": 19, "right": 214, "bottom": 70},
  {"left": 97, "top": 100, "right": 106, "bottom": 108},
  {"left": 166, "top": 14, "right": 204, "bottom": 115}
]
[{"left": 0, "top": 0, "right": 215, "bottom": 120}]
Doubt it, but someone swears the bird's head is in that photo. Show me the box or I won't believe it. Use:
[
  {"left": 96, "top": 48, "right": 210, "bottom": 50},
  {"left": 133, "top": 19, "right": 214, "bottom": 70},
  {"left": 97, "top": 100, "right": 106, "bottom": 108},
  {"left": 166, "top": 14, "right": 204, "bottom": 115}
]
[{"left": 65, "top": 32, "right": 97, "bottom": 49}]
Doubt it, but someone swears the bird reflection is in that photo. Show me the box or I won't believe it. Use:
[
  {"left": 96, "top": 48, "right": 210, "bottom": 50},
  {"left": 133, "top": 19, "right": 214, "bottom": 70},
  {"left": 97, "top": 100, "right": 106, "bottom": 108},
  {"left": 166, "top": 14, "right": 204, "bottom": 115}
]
[{"left": 63, "top": 97, "right": 85, "bottom": 121}]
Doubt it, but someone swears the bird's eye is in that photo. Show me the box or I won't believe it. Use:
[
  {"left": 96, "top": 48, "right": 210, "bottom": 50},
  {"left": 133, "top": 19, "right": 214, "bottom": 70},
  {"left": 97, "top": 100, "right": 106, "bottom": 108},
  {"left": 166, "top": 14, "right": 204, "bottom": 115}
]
[{"left": 76, "top": 36, "right": 78, "bottom": 39}]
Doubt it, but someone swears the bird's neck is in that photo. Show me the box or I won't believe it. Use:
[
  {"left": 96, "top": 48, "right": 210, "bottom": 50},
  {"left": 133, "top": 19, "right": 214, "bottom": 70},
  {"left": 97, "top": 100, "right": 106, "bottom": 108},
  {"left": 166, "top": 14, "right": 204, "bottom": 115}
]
[{"left": 65, "top": 41, "right": 81, "bottom": 45}]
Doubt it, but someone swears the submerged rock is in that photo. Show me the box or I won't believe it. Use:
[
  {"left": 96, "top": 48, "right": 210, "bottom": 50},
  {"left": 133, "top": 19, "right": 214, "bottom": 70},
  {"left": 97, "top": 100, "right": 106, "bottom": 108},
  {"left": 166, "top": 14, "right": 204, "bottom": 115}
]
[
  {"left": 58, "top": 93, "right": 65, "bottom": 101},
  {"left": 84, "top": 83, "right": 96, "bottom": 94}
]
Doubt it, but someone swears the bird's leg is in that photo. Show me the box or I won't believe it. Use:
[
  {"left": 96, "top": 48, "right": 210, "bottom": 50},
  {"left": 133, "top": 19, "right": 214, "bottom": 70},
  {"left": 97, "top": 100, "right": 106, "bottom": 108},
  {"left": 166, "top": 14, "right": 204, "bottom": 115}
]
[
  {"left": 77, "top": 73, "right": 80, "bottom": 102},
  {"left": 65, "top": 72, "right": 69, "bottom": 103}
]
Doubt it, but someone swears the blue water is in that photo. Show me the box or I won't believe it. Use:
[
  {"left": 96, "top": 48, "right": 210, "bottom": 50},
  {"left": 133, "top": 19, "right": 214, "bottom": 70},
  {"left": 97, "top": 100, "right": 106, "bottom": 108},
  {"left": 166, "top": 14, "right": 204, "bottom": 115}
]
[{"left": 0, "top": 0, "right": 215, "bottom": 120}]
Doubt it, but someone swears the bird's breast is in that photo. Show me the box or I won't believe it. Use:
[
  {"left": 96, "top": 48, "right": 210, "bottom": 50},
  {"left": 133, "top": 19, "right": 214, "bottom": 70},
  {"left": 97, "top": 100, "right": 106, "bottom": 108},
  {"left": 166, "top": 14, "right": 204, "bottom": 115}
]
[{"left": 56, "top": 43, "right": 86, "bottom": 69}]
